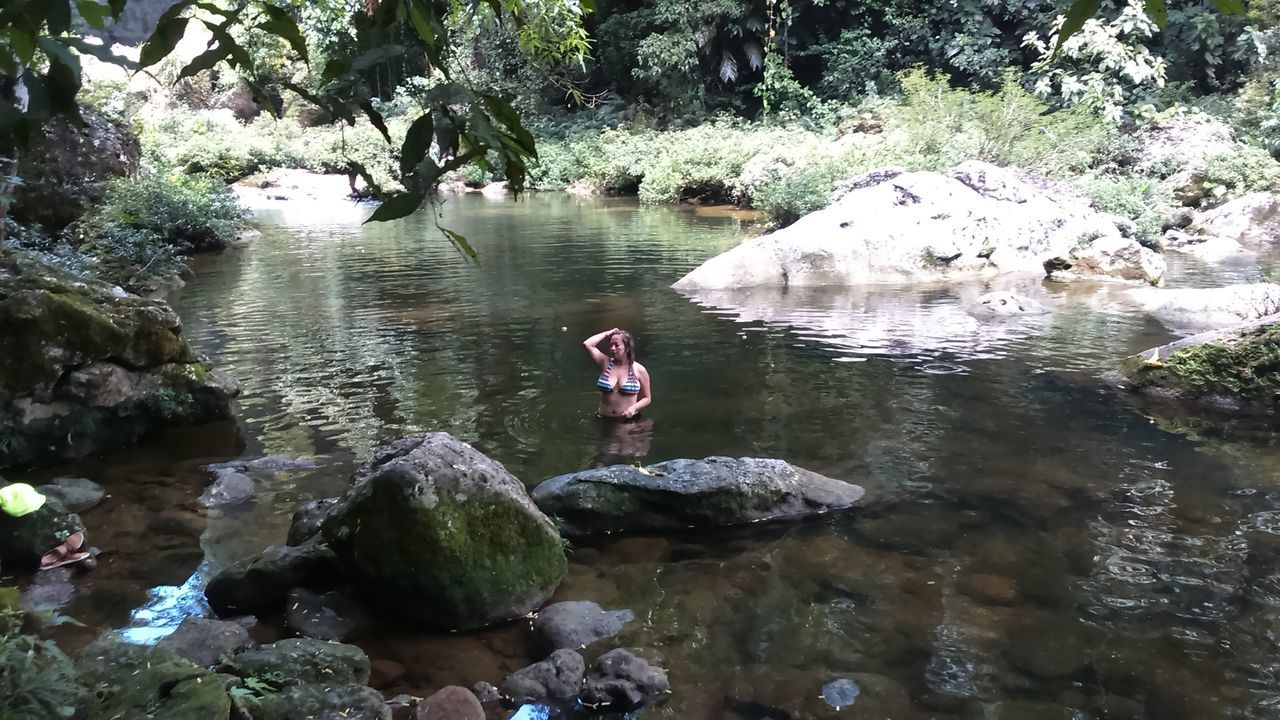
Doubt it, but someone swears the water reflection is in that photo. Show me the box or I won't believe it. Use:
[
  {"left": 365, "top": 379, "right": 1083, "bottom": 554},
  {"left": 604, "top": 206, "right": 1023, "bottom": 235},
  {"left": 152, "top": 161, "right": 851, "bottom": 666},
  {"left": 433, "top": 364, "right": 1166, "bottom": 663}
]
[{"left": 594, "top": 417, "right": 655, "bottom": 467}]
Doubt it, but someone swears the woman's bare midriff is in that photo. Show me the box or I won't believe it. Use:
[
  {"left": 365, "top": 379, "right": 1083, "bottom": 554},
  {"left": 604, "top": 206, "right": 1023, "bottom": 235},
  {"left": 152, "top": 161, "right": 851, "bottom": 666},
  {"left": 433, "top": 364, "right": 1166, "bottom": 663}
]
[{"left": 597, "top": 391, "right": 633, "bottom": 417}]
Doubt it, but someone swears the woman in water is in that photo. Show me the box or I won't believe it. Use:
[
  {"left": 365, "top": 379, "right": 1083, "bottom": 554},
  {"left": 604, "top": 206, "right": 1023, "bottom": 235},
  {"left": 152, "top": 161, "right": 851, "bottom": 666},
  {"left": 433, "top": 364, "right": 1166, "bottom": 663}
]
[{"left": 583, "top": 327, "right": 652, "bottom": 419}]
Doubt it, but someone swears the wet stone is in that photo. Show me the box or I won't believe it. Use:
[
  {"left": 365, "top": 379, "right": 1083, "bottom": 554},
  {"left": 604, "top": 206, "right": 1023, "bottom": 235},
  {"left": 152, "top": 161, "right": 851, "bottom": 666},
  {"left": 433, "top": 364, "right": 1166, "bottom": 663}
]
[
  {"left": 533, "top": 600, "right": 635, "bottom": 651},
  {"left": 821, "top": 678, "right": 861, "bottom": 708},
  {"left": 502, "top": 648, "right": 585, "bottom": 704},
  {"left": 581, "top": 648, "right": 670, "bottom": 710},
  {"left": 198, "top": 470, "right": 255, "bottom": 507},
  {"left": 963, "top": 700, "right": 1076, "bottom": 719},
  {"left": 20, "top": 567, "right": 75, "bottom": 614},
  {"left": 854, "top": 506, "right": 961, "bottom": 553},
  {"left": 369, "top": 658, "right": 406, "bottom": 689},
  {"left": 472, "top": 681, "right": 501, "bottom": 703},
  {"left": 158, "top": 617, "right": 257, "bottom": 668},
  {"left": 37, "top": 477, "right": 106, "bottom": 513},
  {"left": 414, "top": 685, "right": 484, "bottom": 720},
  {"left": 285, "top": 587, "right": 372, "bottom": 641},
  {"left": 287, "top": 497, "right": 337, "bottom": 546}
]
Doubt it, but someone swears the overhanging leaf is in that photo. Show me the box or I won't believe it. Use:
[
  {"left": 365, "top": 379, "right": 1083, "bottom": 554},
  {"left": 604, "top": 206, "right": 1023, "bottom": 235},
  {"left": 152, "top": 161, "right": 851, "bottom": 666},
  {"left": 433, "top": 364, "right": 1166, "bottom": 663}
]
[
  {"left": 139, "top": 16, "right": 191, "bottom": 68},
  {"left": 400, "top": 113, "right": 435, "bottom": 177},
  {"left": 258, "top": 3, "right": 309, "bottom": 62},
  {"left": 322, "top": 57, "right": 351, "bottom": 80},
  {"left": 360, "top": 100, "right": 392, "bottom": 143},
  {"left": 1053, "top": 0, "right": 1101, "bottom": 54},
  {"left": 177, "top": 43, "right": 231, "bottom": 80},
  {"left": 76, "top": 0, "right": 112, "bottom": 30},
  {"left": 47, "top": 0, "right": 74, "bottom": 36},
  {"left": 363, "top": 191, "right": 425, "bottom": 223},
  {"left": 63, "top": 36, "right": 140, "bottom": 70},
  {"left": 440, "top": 227, "right": 478, "bottom": 262}
]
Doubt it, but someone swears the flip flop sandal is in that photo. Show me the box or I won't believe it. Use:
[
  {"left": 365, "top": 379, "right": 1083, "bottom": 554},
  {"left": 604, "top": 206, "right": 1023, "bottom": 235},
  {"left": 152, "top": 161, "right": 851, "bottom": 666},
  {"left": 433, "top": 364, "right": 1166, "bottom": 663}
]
[
  {"left": 64, "top": 532, "right": 84, "bottom": 552},
  {"left": 38, "top": 532, "right": 86, "bottom": 569},
  {"left": 41, "top": 551, "right": 90, "bottom": 570}
]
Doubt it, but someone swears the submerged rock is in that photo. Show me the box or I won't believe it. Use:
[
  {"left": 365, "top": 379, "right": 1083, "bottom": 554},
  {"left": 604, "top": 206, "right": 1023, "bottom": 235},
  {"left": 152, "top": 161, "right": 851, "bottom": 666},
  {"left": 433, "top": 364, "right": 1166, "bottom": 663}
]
[
  {"left": 415, "top": 685, "right": 484, "bottom": 720},
  {"left": 968, "top": 291, "right": 1048, "bottom": 318},
  {"left": 502, "top": 648, "right": 586, "bottom": 704},
  {"left": 672, "top": 161, "right": 1163, "bottom": 289},
  {"left": 534, "top": 600, "right": 635, "bottom": 650},
  {"left": 0, "top": 250, "right": 239, "bottom": 469},
  {"left": 287, "top": 497, "right": 338, "bottom": 546},
  {"left": 233, "top": 683, "right": 389, "bottom": 720},
  {"left": 285, "top": 587, "right": 372, "bottom": 641},
  {"left": 320, "top": 432, "right": 566, "bottom": 631},
  {"left": 221, "top": 637, "right": 372, "bottom": 686},
  {"left": 198, "top": 470, "right": 255, "bottom": 507},
  {"left": 531, "top": 457, "right": 865, "bottom": 536},
  {"left": 36, "top": 477, "right": 106, "bottom": 513},
  {"left": 1113, "top": 314, "right": 1280, "bottom": 416},
  {"left": 157, "top": 617, "right": 257, "bottom": 668}
]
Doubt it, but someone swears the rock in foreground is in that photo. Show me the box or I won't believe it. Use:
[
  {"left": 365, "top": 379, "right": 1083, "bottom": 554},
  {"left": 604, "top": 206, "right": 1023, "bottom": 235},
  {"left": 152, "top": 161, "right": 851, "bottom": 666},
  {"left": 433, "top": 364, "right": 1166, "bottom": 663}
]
[
  {"left": 321, "top": 433, "right": 566, "bottom": 630},
  {"left": 673, "top": 162, "right": 1163, "bottom": 289},
  {"left": 1126, "top": 283, "right": 1280, "bottom": 332},
  {"left": 531, "top": 457, "right": 865, "bottom": 536}
]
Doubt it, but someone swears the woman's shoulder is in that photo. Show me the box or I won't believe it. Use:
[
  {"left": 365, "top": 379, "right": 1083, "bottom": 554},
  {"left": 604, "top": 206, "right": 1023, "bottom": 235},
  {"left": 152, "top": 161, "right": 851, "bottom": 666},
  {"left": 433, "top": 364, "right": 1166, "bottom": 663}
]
[{"left": 634, "top": 361, "right": 649, "bottom": 376}]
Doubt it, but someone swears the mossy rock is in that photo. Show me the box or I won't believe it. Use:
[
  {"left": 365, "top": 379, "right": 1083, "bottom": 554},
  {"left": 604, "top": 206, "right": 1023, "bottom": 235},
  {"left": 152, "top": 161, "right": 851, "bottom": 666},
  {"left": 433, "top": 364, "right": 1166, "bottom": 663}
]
[
  {"left": 0, "top": 494, "right": 84, "bottom": 570},
  {"left": 0, "top": 249, "right": 239, "bottom": 469},
  {"left": 1117, "top": 315, "right": 1280, "bottom": 415},
  {"left": 321, "top": 433, "right": 566, "bottom": 631},
  {"left": 220, "top": 638, "right": 371, "bottom": 686},
  {"left": 232, "top": 683, "right": 390, "bottom": 720},
  {"left": 77, "top": 637, "right": 229, "bottom": 720}
]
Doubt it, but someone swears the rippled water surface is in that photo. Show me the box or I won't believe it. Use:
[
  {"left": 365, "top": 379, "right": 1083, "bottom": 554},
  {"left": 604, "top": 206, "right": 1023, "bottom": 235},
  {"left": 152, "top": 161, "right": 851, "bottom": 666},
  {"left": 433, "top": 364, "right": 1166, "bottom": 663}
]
[{"left": 24, "top": 193, "right": 1280, "bottom": 719}]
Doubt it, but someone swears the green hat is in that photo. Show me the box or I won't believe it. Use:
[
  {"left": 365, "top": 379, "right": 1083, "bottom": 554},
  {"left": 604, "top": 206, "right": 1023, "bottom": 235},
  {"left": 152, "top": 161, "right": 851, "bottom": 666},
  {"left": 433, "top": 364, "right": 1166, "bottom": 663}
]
[{"left": 0, "top": 483, "right": 46, "bottom": 517}]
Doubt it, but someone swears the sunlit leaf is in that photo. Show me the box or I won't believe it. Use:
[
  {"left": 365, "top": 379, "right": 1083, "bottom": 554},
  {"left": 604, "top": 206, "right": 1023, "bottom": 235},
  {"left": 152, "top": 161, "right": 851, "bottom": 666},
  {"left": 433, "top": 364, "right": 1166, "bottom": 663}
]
[
  {"left": 1209, "top": 0, "right": 1246, "bottom": 14},
  {"left": 139, "top": 16, "right": 191, "bottom": 68},
  {"left": 258, "top": 3, "right": 309, "bottom": 62},
  {"left": 177, "top": 43, "right": 231, "bottom": 79},
  {"left": 76, "top": 1, "right": 112, "bottom": 30},
  {"left": 359, "top": 100, "right": 391, "bottom": 143}
]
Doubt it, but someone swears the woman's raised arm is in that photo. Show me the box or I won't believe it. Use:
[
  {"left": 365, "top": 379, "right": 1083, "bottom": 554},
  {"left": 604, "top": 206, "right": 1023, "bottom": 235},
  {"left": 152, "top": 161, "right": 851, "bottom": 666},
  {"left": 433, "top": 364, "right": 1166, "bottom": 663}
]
[{"left": 582, "top": 328, "right": 617, "bottom": 367}]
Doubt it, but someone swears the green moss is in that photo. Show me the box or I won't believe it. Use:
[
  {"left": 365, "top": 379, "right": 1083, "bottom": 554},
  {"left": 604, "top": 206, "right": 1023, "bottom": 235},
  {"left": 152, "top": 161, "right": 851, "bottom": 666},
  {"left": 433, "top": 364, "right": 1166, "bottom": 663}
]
[
  {"left": 1125, "top": 325, "right": 1280, "bottom": 407},
  {"left": 325, "top": 472, "right": 566, "bottom": 629}
]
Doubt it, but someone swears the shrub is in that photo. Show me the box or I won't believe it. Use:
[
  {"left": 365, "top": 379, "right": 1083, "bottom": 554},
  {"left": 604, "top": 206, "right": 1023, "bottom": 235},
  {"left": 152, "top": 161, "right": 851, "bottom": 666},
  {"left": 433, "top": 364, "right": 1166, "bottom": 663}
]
[
  {"left": 1201, "top": 145, "right": 1280, "bottom": 200},
  {"left": 1073, "top": 174, "right": 1175, "bottom": 248},
  {"left": 77, "top": 173, "right": 246, "bottom": 291},
  {"left": 0, "top": 607, "right": 85, "bottom": 720}
]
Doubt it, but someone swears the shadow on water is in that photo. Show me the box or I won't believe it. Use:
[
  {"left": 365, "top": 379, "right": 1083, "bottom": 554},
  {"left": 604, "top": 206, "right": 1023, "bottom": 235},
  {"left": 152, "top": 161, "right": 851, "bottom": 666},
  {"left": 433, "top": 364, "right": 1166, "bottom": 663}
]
[{"left": 10, "top": 193, "right": 1280, "bottom": 718}]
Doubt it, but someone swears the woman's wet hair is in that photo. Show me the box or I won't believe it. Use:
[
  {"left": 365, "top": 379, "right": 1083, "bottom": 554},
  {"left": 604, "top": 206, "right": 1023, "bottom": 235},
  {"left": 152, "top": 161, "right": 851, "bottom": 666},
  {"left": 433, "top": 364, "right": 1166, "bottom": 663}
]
[{"left": 611, "top": 330, "right": 636, "bottom": 364}]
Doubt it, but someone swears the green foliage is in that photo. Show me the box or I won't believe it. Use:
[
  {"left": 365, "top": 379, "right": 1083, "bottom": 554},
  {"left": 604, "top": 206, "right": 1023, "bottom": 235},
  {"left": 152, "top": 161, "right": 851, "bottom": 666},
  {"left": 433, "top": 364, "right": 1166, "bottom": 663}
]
[
  {"left": 75, "top": 173, "right": 246, "bottom": 291},
  {"left": 0, "top": 609, "right": 85, "bottom": 720},
  {"left": 1200, "top": 146, "right": 1280, "bottom": 200},
  {"left": 1073, "top": 174, "right": 1174, "bottom": 247}
]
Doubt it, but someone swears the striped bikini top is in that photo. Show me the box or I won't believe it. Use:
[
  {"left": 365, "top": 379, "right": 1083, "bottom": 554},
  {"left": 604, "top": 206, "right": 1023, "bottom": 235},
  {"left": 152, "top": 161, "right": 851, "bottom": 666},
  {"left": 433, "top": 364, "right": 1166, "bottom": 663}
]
[{"left": 597, "top": 359, "right": 641, "bottom": 394}]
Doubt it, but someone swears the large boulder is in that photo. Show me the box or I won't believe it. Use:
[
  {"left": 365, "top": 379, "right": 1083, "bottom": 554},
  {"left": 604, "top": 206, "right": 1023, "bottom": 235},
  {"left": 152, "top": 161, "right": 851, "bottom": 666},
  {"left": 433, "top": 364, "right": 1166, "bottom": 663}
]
[
  {"left": 1113, "top": 314, "right": 1280, "bottom": 415},
  {"left": 233, "top": 684, "right": 390, "bottom": 720},
  {"left": 10, "top": 109, "right": 140, "bottom": 232},
  {"left": 0, "top": 250, "right": 239, "bottom": 469},
  {"left": 1126, "top": 284, "right": 1280, "bottom": 332},
  {"left": 1134, "top": 116, "right": 1238, "bottom": 179},
  {"left": 672, "top": 162, "right": 1164, "bottom": 289},
  {"left": 205, "top": 541, "right": 341, "bottom": 616},
  {"left": 531, "top": 457, "right": 865, "bottom": 536},
  {"left": 320, "top": 433, "right": 567, "bottom": 630}
]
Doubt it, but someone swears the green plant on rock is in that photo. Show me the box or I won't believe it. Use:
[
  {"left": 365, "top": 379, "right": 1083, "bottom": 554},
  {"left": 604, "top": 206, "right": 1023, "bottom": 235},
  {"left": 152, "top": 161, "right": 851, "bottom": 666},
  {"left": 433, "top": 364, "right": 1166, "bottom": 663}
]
[
  {"left": 1074, "top": 174, "right": 1174, "bottom": 248},
  {"left": 0, "top": 607, "right": 85, "bottom": 720},
  {"left": 1200, "top": 145, "right": 1280, "bottom": 200}
]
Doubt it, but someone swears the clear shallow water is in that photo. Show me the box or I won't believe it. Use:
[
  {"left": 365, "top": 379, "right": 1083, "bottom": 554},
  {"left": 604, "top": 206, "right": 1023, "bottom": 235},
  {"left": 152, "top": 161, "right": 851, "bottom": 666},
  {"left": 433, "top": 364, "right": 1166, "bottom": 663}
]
[{"left": 17, "top": 192, "right": 1280, "bottom": 719}]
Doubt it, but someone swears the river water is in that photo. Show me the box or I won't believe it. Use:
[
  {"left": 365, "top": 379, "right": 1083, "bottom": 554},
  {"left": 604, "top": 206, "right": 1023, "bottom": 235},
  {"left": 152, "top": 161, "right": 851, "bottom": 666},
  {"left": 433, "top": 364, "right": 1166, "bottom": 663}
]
[{"left": 23, "top": 192, "right": 1280, "bottom": 719}]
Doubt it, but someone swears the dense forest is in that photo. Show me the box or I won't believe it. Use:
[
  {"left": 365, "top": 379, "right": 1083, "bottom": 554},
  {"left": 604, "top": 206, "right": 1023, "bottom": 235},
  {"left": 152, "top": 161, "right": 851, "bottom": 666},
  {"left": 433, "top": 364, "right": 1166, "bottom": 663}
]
[{"left": 3, "top": 0, "right": 1279, "bottom": 282}]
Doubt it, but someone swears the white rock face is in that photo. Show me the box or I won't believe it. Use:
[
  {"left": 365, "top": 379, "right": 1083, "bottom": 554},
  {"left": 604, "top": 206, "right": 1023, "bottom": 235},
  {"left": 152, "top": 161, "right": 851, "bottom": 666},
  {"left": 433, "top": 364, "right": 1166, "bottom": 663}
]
[
  {"left": 1191, "top": 192, "right": 1280, "bottom": 250},
  {"left": 672, "top": 162, "right": 1164, "bottom": 290},
  {"left": 1126, "top": 283, "right": 1280, "bottom": 332}
]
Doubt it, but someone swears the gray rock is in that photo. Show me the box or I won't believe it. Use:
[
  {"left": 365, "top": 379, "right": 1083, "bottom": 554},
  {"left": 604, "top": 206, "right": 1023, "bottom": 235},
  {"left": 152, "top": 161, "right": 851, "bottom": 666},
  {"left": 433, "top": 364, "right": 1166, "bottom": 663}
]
[
  {"left": 20, "top": 567, "right": 75, "bottom": 614},
  {"left": 221, "top": 637, "right": 371, "bottom": 686},
  {"left": 581, "top": 648, "right": 670, "bottom": 710},
  {"left": 234, "top": 683, "right": 389, "bottom": 720},
  {"left": 285, "top": 587, "right": 372, "bottom": 641},
  {"left": 205, "top": 453, "right": 318, "bottom": 474},
  {"left": 204, "top": 541, "right": 340, "bottom": 616},
  {"left": 287, "top": 497, "right": 338, "bottom": 546},
  {"left": 414, "top": 685, "right": 485, "bottom": 720},
  {"left": 198, "top": 470, "right": 255, "bottom": 507},
  {"left": 36, "top": 477, "right": 105, "bottom": 513},
  {"left": 320, "top": 433, "right": 566, "bottom": 631},
  {"left": 502, "top": 648, "right": 586, "bottom": 704},
  {"left": 1191, "top": 192, "right": 1280, "bottom": 250},
  {"left": 472, "top": 681, "right": 501, "bottom": 703},
  {"left": 534, "top": 600, "right": 635, "bottom": 650},
  {"left": 821, "top": 678, "right": 861, "bottom": 709},
  {"left": 673, "top": 161, "right": 1163, "bottom": 289},
  {"left": 532, "top": 456, "right": 865, "bottom": 536},
  {"left": 157, "top": 617, "right": 256, "bottom": 668},
  {"left": 968, "top": 291, "right": 1048, "bottom": 318}
]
